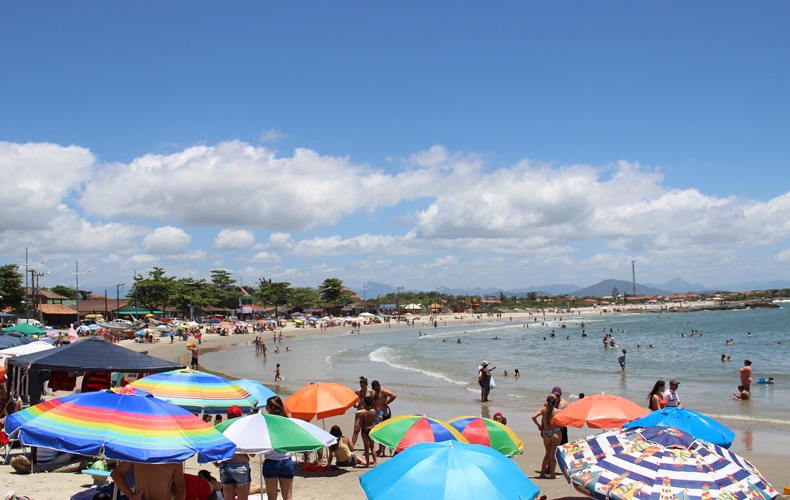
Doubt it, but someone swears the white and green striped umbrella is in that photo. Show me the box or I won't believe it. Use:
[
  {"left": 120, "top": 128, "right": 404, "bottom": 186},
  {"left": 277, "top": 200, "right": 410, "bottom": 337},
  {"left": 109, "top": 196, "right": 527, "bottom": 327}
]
[{"left": 215, "top": 412, "right": 337, "bottom": 454}]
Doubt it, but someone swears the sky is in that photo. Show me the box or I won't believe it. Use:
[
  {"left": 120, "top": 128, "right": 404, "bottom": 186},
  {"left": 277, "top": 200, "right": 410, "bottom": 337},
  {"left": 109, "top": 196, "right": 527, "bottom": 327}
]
[{"left": 1, "top": 2, "right": 789, "bottom": 295}]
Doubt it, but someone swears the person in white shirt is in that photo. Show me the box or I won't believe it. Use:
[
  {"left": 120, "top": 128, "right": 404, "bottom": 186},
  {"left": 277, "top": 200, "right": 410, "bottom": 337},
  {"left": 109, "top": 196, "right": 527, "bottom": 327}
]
[{"left": 663, "top": 379, "right": 682, "bottom": 407}]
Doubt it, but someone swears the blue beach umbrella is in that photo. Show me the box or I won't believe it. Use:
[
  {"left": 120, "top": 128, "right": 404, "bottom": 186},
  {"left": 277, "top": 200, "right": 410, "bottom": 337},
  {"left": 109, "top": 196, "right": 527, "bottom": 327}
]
[
  {"left": 359, "top": 441, "right": 541, "bottom": 500},
  {"left": 623, "top": 407, "right": 735, "bottom": 448},
  {"left": 232, "top": 379, "right": 277, "bottom": 409}
]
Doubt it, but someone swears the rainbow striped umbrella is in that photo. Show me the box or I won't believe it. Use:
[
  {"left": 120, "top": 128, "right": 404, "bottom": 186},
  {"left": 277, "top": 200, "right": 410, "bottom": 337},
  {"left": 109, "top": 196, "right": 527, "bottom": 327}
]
[
  {"left": 448, "top": 416, "right": 523, "bottom": 457},
  {"left": 3, "top": 389, "right": 236, "bottom": 463},
  {"left": 130, "top": 369, "right": 258, "bottom": 414},
  {"left": 369, "top": 415, "right": 468, "bottom": 453}
]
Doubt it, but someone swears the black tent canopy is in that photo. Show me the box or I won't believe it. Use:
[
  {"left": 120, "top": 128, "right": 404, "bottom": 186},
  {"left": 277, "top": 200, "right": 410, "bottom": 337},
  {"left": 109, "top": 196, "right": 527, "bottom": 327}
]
[{"left": 6, "top": 337, "right": 184, "bottom": 405}]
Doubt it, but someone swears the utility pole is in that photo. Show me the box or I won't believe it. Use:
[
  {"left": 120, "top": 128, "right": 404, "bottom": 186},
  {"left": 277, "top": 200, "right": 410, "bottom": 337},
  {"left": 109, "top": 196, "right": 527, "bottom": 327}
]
[
  {"left": 25, "top": 247, "right": 29, "bottom": 321},
  {"left": 116, "top": 283, "right": 125, "bottom": 319},
  {"left": 631, "top": 260, "right": 636, "bottom": 298},
  {"left": 33, "top": 271, "right": 45, "bottom": 322},
  {"left": 397, "top": 286, "right": 404, "bottom": 315},
  {"left": 74, "top": 261, "right": 93, "bottom": 327}
]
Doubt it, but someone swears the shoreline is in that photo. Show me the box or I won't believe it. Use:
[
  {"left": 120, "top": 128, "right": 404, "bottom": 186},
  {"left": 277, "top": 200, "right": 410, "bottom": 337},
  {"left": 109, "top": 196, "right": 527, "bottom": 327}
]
[{"left": 2, "top": 309, "right": 788, "bottom": 498}]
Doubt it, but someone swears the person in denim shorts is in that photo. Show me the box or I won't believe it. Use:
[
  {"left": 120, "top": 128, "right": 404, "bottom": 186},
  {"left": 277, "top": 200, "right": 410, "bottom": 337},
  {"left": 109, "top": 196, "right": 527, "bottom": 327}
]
[
  {"left": 263, "top": 396, "right": 294, "bottom": 500},
  {"left": 216, "top": 406, "right": 252, "bottom": 499}
]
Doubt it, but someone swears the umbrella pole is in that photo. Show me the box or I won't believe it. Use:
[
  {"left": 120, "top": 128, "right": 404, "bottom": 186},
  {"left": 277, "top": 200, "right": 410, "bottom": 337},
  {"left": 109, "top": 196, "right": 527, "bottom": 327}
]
[{"left": 259, "top": 454, "right": 265, "bottom": 499}]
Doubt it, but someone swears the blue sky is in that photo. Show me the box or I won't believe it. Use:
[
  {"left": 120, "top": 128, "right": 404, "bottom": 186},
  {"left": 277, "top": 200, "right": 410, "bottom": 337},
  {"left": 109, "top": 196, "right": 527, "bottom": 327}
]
[{"left": 2, "top": 2, "right": 789, "bottom": 294}]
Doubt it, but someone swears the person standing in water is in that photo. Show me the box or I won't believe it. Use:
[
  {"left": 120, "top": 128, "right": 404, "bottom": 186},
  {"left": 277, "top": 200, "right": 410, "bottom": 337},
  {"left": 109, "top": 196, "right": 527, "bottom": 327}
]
[
  {"left": 618, "top": 349, "right": 627, "bottom": 372},
  {"left": 478, "top": 361, "right": 496, "bottom": 402},
  {"left": 740, "top": 359, "right": 753, "bottom": 392}
]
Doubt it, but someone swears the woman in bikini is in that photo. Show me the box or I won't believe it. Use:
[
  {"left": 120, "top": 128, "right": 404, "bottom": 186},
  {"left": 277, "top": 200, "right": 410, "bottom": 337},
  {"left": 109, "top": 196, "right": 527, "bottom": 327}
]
[
  {"left": 532, "top": 393, "right": 561, "bottom": 479},
  {"left": 648, "top": 380, "right": 666, "bottom": 411}
]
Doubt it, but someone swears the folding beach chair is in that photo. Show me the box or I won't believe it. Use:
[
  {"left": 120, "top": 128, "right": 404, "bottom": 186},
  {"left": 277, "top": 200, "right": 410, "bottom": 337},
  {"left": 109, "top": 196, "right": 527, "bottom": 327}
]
[{"left": 1, "top": 429, "right": 29, "bottom": 465}]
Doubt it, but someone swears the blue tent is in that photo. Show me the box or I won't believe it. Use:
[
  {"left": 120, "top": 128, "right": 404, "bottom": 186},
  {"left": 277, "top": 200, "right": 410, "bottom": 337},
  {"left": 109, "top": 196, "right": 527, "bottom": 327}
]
[{"left": 0, "top": 332, "right": 34, "bottom": 349}]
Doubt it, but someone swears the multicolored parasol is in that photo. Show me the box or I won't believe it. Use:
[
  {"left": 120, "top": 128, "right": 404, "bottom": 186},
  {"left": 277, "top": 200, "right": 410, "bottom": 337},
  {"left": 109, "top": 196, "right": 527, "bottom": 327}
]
[
  {"left": 369, "top": 415, "right": 468, "bottom": 453},
  {"left": 448, "top": 416, "right": 523, "bottom": 456},
  {"left": 4, "top": 389, "right": 236, "bottom": 463},
  {"left": 129, "top": 369, "right": 258, "bottom": 414},
  {"left": 556, "top": 426, "right": 778, "bottom": 500}
]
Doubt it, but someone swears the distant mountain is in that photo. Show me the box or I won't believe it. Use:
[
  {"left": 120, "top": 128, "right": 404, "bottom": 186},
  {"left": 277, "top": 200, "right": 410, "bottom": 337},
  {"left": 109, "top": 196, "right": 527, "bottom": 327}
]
[
  {"left": 573, "top": 279, "right": 672, "bottom": 298},
  {"left": 714, "top": 279, "right": 790, "bottom": 293},
  {"left": 354, "top": 281, "right": 399, "bottom": 299},
  {"left": 645, "top": 277, "right": 708, "bottom": 294},
  {"left": 503, "top": 284, "right": 581, "bottom": 296}
]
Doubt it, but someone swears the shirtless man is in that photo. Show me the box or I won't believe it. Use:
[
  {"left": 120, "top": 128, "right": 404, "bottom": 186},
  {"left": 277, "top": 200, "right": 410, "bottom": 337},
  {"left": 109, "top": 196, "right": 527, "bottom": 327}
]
[
  {"left": 740, "top": 359, "right": 753, "bottom": 392},
  {"left": 370, "top": 380, "right": 396, "bottom": 456},
  {"left": 354, "top": 396, "right": 377, "bottom": 467},
  {"left": 111, "top": 461, "right": 186, "bottom": 500},
  {"left": 187, "top": 344, "right": 199, "bottom": 369}
]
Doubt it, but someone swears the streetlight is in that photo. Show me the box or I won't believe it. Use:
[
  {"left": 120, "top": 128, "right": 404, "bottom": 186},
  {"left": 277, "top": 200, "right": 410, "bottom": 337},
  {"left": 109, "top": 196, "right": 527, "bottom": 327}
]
[
  {"left": 396, "top": 285, "right": 405, "bottom": 315},
  {"left": 73, "top": 260, "right": 94, "bottom": 327},
  {"left": 22, "top": 247, "right": 47, "bottom": 321},
  {"left": 116, "top": 283, "right": 126, "bottom": 319},
  {"left": 33, "top": 270, "right": 47, "bottom": 322}
]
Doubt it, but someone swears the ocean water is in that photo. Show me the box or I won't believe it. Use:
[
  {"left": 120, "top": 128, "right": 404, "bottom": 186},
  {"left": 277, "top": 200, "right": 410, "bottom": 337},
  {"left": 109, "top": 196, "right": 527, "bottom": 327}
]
[{"left": 203, "top": 305, "right": 790, "bottom": 440}]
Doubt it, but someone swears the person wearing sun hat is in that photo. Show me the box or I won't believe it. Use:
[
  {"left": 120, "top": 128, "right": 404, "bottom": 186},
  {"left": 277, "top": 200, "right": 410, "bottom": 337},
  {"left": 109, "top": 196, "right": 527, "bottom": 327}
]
[
  {"left": 478, "top": 361, "right": 496, "bottom": 402},
  {"left": 663, "top": 378, "right": 682, "bottom": 407}
]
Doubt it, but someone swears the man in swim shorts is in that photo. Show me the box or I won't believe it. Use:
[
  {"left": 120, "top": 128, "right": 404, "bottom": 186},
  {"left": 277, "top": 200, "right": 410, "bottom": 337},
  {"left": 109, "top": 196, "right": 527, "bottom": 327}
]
[{"left": 371, "top": 380, "right": 396, "bottom": 457}]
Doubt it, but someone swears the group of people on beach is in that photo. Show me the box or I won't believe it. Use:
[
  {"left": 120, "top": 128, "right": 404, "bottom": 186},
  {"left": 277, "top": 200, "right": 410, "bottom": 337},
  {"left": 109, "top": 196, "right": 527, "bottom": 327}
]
[{"left": 349, "top": 376, "right": 397, "bottom": 467}]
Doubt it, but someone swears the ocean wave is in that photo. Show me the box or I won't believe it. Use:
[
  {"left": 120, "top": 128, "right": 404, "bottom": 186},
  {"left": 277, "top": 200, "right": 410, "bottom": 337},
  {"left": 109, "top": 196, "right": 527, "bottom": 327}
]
[
  {"left": 325, "top": 347, "right": 352, "bottom": 366},
  {"left": 370, "top": 347, "right": 469, "bottom": 386},
  {"left": 707, "top": 412, "right": 790, "bottom": 428}
]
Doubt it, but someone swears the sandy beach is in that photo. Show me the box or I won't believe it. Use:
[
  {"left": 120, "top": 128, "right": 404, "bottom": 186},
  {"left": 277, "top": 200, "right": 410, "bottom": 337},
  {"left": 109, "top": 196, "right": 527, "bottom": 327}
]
[{"left": 2, "top": 309, "right": 788, "bottom": 499}]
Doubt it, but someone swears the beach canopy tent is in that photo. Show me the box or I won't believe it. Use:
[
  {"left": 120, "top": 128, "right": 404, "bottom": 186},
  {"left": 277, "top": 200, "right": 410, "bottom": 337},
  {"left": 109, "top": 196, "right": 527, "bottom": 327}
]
[
  {"left": 6, "top": 337, "right": 184, "bottom": 405},
  {"left": 0, "top": 340, "right": 54, "bottom": 362},
  {"left": 114, "top": 306, "right": 163, "bottom": 316},
  {"left": 2, "top": 323, "right": 46, "bottom": 336},
  {"left": 0, "top": 332, "right": 35, "bottom": 350}
]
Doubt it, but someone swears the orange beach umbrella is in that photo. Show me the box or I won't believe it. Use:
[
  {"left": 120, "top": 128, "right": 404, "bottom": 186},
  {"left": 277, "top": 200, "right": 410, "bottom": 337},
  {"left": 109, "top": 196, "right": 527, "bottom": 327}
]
[
  {"left": 551, "top": 393, "right": 648, "bottom": 429},
  {"left": 284, "top": 382, "right": 358, "bottom": 421}
]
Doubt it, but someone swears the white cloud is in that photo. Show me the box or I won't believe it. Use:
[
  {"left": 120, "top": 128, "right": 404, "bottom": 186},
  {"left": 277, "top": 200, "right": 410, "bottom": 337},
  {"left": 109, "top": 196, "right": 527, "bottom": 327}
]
[
  {"left": 775, "top": 248, "right": 790, "bottom": 264},
  {"left": 248, "top": 251, "right": 281, "bottom": 264},
  {"left": 259, "top": 128, "right": 284, "bottom": 143},
  {"left": 3, "top": 139, "right": 790, "bottom": 289},
  {"left": 79, "top": 141, "right": 410, "bottom": 230},
  {"left": 214, "top": 229, "right": 255, "bottom": 250},
  {"left": 0, "top": 141, "right": 94, "bottom": 230},
  {"left": 268, "top": 232, "right": 293, "bottom": 249},
  {"left": 142, "top": 226, "right": 192, "bottom": 254}
]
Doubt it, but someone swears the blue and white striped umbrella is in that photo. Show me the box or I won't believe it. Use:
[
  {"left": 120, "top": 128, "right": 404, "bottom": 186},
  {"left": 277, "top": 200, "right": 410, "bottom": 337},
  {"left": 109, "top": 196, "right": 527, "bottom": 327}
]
[{"left": 556, "top": 426, "right": 778, "bottom": 500}]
